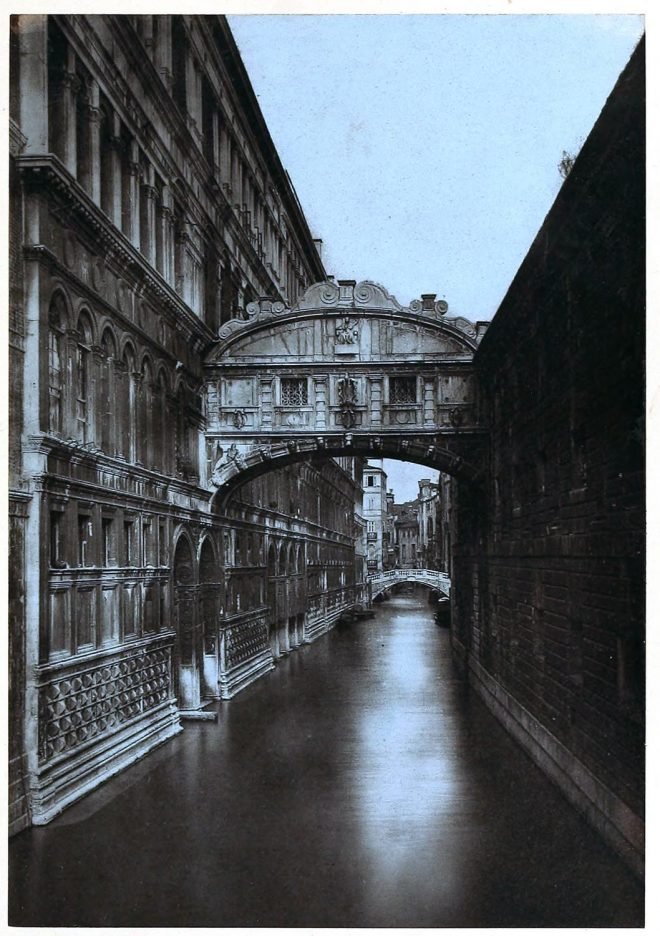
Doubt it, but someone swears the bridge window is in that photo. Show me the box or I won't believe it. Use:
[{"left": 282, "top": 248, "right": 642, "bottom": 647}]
[
  {"left": 390, "top": 376, "right": 417, "bottom": 404},
  {"left": 281, "top": 377, "right": 308, "bottom": 407}
]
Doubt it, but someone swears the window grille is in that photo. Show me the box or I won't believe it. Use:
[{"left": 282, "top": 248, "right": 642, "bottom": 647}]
[
  {"left": 390, "top": 376, "right": 417, "bottom": 404},
  {"left": 281, "top": 377, "right": 308, "bottom": 406}
]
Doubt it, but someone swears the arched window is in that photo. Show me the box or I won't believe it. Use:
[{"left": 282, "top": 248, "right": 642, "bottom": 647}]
[
  {"left": 75, "top": 68, "right": 92, "bottom": 195},
  {"left": 75, "top": 312, "right": 93, "bottom": 442},
  {"left": 100, "top": 328, "right": 116, "bottom": 454},
  {"left": 267, "top": 543, "right": 277, "bottom": 576},
  {"left": 48, "top": 294, "right": 67, "bottom": 434},
  {"left": 118, "top": 345, "right": 136, "bottom": 460},
  {"left": 138, "top": 358, "right": 153, "bottom": 467},
  {"left": 154, "top": 369, "right": 169, "bottom": 474},
  {"left": 175, "top": 384, "right": 188, "bottom": 477},
  {"left": 175, "top": 383, "right": 199, "bottom": 481}
]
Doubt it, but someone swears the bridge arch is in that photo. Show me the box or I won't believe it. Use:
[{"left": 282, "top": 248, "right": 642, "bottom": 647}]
[
  {"left": 368, "top": 569, "right": 451, "bottom": 602},
  {"left": 209, "top": 436, "right": 482, "bottom": 512}
]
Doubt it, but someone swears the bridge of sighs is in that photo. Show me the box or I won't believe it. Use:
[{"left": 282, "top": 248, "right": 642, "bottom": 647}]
[{"left": 203, "top": 279, "right": 490, "bottom": 507}]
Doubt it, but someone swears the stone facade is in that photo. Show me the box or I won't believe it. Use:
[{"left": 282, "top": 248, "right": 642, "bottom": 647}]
[
  {"left": 386, "top": 479, "right": 445, "bottom": 571},
  {"left": 363, "top": 463, "right": 389, "bottom": 572},
  {"left": 451, "top": 39, "right": 645, "bottom": 874},
  {"left": 9, "top": 13, "right": 363, "bottom": 831}
]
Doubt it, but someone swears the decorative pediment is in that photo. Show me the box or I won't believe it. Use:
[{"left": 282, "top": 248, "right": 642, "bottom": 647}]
[{"left": 208, "top": 280, "right": 487, "bottom": 362}]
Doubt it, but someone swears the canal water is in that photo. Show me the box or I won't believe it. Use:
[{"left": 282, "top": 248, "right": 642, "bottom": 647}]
[{"left": 9, "top": 590, "right": 644, "bottom": 927}]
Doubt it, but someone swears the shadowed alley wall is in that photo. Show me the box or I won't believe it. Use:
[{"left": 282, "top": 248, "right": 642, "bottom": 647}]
[{"left": 451, "top": 38, "right": 644, "bottom": 875}]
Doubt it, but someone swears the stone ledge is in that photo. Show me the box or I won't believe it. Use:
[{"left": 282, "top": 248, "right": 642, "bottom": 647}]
[
  {"left": 30, "top": 703, "right": 182, "bottom": 826},
  {"left": 468, "top": 655, "right": 644, "bottom": 878}
]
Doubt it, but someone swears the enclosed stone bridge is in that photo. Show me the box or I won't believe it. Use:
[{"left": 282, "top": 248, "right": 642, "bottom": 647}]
[
  {"left": 203, "top": 279, "right": 490, "bottom": 507},
  {"left": 368, "top": 568, "right": 451, "bottom": 601}
]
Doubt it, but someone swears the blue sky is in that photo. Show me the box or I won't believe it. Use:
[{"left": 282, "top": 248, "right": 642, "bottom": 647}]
[
  {"left": 229, "top": 13, "right": 642, "bottom": 322},
  {"left": 228, "top": 12, "right": 643, "bottom": 503}
]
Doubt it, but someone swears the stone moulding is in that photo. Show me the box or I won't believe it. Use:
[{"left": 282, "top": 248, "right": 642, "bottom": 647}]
[
  {"left": 213, "top": 279, "right": 488, "bottom": 353},
  {"left": 30, "top": 700, "right": 181, "bottom": 825},
  {"left": 467, "top": 654, "right": 644, "bottom": 879}
]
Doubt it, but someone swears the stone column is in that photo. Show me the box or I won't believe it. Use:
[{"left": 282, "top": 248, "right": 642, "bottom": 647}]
[
  {"left": 87, "top": 79, "right": 101, "bottom": 205},
  {"left": 127, "top": 139, "right": 141, "bottom": 249},
  {"left": 232, "top": 146, "right": 242, "bottom": 209},
  {"left": 219, "top": 120, "right": 232, "bottom": 195},
  {"left": 185, "top": 53, "right": 202, "bottom": 139},
  {"left": 423, "top": 376, "right": 436, "bottom": 428},
  {"left": 60, "top": 47, "right": 79, "bottom": 176},
  {"left": 260, "top": 379, "right": 274, "bottom": 429},
  {"left": 107, "top": 111, "right": 123, "bottom": 228},
  {"left": 211, "top": 110, "right": 221, "bottom": 179},
  {"left": 141, "top": 15, "right": 154, "bottom": 54},
  {"left": 369, "top": 377, "right": 383, "bottom": 427},
  {"left": 154, "top": 16, "right": 172, "bottom": 90},
  {"left": 17, "top": 14, "right": 48, "bottom": 155},
  {"left": 141, "top": 162, "right": 157, "bottom": 266},
  {"left": 160, "top": 185, "right": 175, "bottom": 287},
  {"left": 65, "top": 327, "right": 81, "bottom": 439},
  {"left": 175, "top": 220, "right": 192, "bottom": 303},
  {"left": 20, "top": 178, "right": 47, "bottom": 793},
  {"left": 90, "top": 343, "right": 106, "bottom": 446},
  {"left": 314, "top": 378, "right": 328, "bottom": 430}
]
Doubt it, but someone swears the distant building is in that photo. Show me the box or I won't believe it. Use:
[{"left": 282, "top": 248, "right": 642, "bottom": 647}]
[
  {"left": 362, "top": 462, "right": 389, "bottom": 572},
  {"left": 390, "top": 500, "right": 419, "bottom": 568}
]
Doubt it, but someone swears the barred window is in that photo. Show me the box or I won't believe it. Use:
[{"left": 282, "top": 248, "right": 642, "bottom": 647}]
[
  {"left": 390, "top": 376, "right": 417, "bottom": 404},
  {"left": 281, "top": 377, "right": 308, "bottom": 406}
]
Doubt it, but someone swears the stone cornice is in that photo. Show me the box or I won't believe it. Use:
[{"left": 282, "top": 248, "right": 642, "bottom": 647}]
[{"left": 16, "top": 154, "right": 213, "bottom": 352}]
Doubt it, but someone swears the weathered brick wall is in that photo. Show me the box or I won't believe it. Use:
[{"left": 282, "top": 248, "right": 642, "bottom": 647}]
[{"left": 452, "top": 39, "right": 644, "bottom": 866}]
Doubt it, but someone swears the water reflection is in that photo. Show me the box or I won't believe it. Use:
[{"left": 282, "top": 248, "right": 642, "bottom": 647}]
[
  {"left": 351, "top": 594, "right": 475, "bottom": 916},
  {"left": 9, "top": 590, "right": 644, "bottom": 927}
]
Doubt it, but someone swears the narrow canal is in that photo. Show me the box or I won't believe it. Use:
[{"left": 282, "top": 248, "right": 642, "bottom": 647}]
[{"left": 9, "top": 590, "right": 643, "bottom": 927}]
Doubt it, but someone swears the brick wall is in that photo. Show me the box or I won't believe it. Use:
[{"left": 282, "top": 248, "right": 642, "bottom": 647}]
[{"left": 452, "top": 39, "right": 644, "bottom": 872}]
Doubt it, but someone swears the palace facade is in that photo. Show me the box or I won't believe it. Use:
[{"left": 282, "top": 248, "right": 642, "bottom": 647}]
[{"left": 9, "top": 14, "right": 365, "bottom": 833}]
